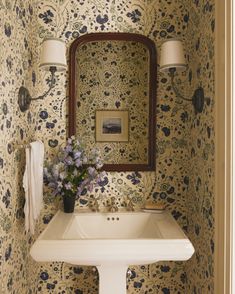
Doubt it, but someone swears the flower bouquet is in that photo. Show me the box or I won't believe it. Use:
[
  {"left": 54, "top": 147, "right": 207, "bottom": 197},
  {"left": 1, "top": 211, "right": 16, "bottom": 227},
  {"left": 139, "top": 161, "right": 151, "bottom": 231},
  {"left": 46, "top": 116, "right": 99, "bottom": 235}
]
[{"left": 44, "top": 136, "right": 104, "bottom": 213}]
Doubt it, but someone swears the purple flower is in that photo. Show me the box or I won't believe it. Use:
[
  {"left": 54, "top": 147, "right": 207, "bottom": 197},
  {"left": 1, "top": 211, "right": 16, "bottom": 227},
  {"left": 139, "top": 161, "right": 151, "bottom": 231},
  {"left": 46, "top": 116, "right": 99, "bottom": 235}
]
[
  {"left": 67, "top": 137, "right": 73, "bottom": 144},
  {"left": 64, "top": 156, "right": 73, "bottom": 165},
  {"left": 77, "top": 186, "right": 83, "bottom": 195},
  {"left": 88, "top": 166, "right": 96, "bottom": 176},
  {"left": 75, "top": 158, "right": 82, "bottom": 167},
  {"left": 59, "top": 171, "right": 67, "bottom": 180},
  {"left": 44, "top": 136, "right": 104, "bottom": 200},
  {"left": 74, "top": 151, "right": 81, "bottom": 159},
  {"left": 87, "top": 183, "right": 94, "bottom": 192},
  {"left": 65, "top": 182, "right": 72, "bottom": 190},
  {"left": 65, "top": 145, "right": 73, "bottom": 153},
  {"left": 97, "top": 176, "right": 108, "bottom": 193}
]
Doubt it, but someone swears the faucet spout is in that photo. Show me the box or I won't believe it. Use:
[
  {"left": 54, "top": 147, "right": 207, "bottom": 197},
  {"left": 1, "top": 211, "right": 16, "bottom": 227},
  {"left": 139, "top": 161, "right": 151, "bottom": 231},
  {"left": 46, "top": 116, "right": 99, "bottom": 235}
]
[
  {"left": 126, "top": 196, "right": 135, "bottom": 211},
  {"left": 89, "top": 196, "right": 100, "bottom": 212},
  {"left": 108, "top": 197, "right": 118, "bottom": 212}
]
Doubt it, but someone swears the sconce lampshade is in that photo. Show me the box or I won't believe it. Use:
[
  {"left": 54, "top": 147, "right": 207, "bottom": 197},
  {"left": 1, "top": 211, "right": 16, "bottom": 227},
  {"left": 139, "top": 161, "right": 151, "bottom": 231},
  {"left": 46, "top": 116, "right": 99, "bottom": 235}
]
[
  {"left": 159, "top": 39, "right": 187, "bottom": 72},
  {"left": 39, "top": 38, "right": 67, "bottom": 71}
]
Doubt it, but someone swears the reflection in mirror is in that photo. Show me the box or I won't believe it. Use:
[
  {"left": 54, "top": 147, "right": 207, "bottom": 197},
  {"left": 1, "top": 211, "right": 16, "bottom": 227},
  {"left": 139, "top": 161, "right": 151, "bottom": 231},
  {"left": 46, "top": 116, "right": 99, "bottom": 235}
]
[
  {"left": 69, "top": 33, "right": 156, "bottom": 171},
  {"left": 76, "top": 40, "right": 149, "bottom": 164}
]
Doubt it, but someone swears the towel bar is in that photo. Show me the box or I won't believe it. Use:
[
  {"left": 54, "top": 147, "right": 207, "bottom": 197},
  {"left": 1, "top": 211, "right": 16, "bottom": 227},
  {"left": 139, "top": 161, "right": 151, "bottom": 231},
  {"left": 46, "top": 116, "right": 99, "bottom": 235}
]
[{"left": 11, "top": 142, "right": 31, "bottom": 151}]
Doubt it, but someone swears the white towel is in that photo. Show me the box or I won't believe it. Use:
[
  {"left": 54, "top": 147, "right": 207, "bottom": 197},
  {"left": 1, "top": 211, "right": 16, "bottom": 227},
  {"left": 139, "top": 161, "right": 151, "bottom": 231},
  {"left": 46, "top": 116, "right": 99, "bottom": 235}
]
[{"left": 23, "top": 140, "right": 44, "bottom": 234}]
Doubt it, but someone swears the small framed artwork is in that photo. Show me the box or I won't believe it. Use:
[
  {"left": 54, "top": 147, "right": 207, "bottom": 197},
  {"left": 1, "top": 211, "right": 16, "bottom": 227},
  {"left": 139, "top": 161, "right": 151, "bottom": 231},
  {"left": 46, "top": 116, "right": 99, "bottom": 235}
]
[{"left": 96, "top": 110, "right": 129, "bottom": 142}]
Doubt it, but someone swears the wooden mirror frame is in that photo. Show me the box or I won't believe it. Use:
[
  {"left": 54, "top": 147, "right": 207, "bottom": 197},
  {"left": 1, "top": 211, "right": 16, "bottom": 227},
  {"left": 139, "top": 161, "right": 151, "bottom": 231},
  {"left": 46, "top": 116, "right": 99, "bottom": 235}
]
[{"left": 68, "top": 32, "right": 156, "bottom": 171}]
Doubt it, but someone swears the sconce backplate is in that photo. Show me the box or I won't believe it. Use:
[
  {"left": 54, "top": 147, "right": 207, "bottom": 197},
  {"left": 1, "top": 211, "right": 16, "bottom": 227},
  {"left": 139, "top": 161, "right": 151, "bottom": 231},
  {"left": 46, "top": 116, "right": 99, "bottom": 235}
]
[
  {"left": 192, "top": 87, "right": 204, "bottom": 114},
  {"left": 18, "top": 86, "right": 31, "bottom": 112}
]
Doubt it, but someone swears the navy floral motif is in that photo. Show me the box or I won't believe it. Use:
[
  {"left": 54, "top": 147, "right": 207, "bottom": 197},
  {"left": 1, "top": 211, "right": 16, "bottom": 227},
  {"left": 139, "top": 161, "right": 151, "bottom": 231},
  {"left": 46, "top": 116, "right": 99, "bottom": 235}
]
[
  {"left": 46, "top": 283, "right": 55, "bottom": 290},
  {"left": 160, "top": 265, "right": 170, "bottom": 272},
  {"left": 2, "top": 189, "right": 11, "bottom": 208},
  {"left": 39, "top": 10, "right": 54, "bottom": 24},
  {"left": 5, "top": 244, "right": 12, "bottom": 261},
  {"left": 4, "top": 23, "right": 11, "bottom": 37},
  {"left": 40, "top": 272, "right": 49, "bottom": 281},
  {"left": 127, "top": 9, "right": 142, "bottom": 23},
  {"left": 162, "top": 288, "right": 170, "bottom": 294},
  {"left": 97, "top": 176, "right": 108, "bottom": 193},
  {"left": 73, "top": 267, "right": 83, "bottom": 274},
  {"left": 42, "top": 214, "right": 53, "bottom": 224},
  {"left": 96, "top": 14, "right": 108, "bottom": 30},
  {"left": 133, "top": 281, "right": 142, "bottom": 288},
  {"left": 0, "top": 157, "right": 3, "bottom": 168},
  {"left": 39, "top": 111, "right": 48, "bottom": 120},
  {"left": 162, "top": 127, "right": 171, "bottom": 136},
  {"left": 161, "top": 105, "right": 171, "bottom": 112},
  {"left": 126, "top": 172, "right": 141, "bottom": 185}
]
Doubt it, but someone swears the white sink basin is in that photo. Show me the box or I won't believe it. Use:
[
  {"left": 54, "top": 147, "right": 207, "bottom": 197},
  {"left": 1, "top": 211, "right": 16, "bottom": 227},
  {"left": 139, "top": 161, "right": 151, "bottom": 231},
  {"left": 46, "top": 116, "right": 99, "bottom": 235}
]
[
  {"left": 30, "top": 210, "right": 194, "bottom": 294},
  {"left": 63, "top": 211, "right": 160, "bottom": 239}
]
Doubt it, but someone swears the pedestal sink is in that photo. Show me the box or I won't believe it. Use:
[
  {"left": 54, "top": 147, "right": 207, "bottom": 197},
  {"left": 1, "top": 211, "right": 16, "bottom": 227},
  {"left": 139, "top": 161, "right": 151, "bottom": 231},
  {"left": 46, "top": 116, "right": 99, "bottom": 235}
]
[{"left": 30, "top": 210, "right": 194, "bottom": 294}]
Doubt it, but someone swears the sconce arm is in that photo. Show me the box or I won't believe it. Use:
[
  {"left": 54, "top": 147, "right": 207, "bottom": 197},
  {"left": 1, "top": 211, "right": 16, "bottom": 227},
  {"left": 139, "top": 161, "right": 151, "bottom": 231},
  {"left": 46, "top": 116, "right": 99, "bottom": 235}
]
[
  {"left": 169, "top": 69, "right": 192, "bottom": 102},
  {"left": 31, "top": 66, "right": 57, "bottom": 101},
  {"left": 18, "top": 66, "right": 57, "bottom": 112},
  {"left": 168, "top": 68, "right": 205, "bottom": 114}
]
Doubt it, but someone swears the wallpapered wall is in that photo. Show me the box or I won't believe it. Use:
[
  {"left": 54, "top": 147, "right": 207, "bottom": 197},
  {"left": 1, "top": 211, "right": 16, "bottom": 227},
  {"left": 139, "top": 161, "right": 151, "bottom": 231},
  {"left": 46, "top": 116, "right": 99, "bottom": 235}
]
[
  {"left": 0, "top": 0, "right": 215, "bottom": 293},
  {"left": 75, "top": 40, "right": 150, "bottom": 165},
  {"left": 184, "top": 0, "right": 215, "bottom": 292},
  {"left": 0, "top": 1, "right": 39, "bottom": 293}
]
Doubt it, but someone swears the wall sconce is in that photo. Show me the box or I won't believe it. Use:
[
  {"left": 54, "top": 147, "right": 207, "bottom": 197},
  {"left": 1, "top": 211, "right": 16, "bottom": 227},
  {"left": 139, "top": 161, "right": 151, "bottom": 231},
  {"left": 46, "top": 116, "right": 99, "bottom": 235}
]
[
  {"left": 159, "top": 39, "right": 204, "bottom": 114},
  {"left": 18, "top": 38, "right": 67, "bottom": 112}
]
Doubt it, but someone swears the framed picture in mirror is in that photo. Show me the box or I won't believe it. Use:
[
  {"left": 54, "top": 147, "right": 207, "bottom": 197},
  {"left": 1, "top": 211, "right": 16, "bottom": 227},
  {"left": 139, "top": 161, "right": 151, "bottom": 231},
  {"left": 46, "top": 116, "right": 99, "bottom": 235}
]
[{"left": 96, "top": 110, "right": 129, "bottom": 142}]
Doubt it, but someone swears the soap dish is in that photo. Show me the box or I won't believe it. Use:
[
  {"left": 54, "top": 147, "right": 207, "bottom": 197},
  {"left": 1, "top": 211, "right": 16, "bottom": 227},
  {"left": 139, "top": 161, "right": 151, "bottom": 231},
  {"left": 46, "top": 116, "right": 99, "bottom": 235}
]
[{"left": 141, "top": 208, "right": 164, "bottom": 214}]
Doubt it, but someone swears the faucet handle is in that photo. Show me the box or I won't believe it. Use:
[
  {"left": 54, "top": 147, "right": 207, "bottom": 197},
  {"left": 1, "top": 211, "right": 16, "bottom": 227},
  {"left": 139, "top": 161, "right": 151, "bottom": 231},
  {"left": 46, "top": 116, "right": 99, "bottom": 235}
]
[
  {"left": 126, "top": 196, "right": 134, "bottom": 211},
  {"left": 89, "top": 195, "right": 100, "bottom": 212},
  {"left": 108, "top": 196, "right": 118, "bottom": 212}
]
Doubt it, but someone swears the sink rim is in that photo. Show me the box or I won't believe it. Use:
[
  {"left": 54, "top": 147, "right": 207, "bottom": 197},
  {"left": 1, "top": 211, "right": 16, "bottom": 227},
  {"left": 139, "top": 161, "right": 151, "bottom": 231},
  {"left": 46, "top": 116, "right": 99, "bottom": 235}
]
[
  {"left": 30, "top": 209, "right": 194, "bottom": 266},
  {"left": 62, "top": 210, "right": 163, "bottom": 240}
]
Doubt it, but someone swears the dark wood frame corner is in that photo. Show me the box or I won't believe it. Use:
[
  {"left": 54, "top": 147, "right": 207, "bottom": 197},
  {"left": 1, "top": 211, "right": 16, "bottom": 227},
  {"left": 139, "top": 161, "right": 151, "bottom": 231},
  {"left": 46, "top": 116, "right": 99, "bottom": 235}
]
[{"left": 68, "top": 32, "right": 157, "bottom": 172}]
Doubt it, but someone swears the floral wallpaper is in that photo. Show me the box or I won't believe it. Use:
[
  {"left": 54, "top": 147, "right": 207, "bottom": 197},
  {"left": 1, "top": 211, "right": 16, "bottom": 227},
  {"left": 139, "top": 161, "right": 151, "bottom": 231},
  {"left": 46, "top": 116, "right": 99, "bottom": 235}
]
[
  {"left": 75, "top": 40, "right": 149, "bottom": 165},
  {"left": 0, "top": 0, "right": 39, "bottom": 293},
  {"left": 184, "top": 0, "right": 215, "bottom": 292},
  {"left": 0, "top": 0, "right": 215, "bottom": 293}
]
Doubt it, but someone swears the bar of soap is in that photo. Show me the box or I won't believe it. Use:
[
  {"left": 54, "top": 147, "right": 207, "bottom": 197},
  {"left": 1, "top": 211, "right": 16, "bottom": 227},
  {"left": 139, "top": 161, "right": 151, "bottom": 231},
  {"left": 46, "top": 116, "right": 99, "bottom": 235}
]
[{"left": 144, "top": 203, "right": 165, "bottom": 210}]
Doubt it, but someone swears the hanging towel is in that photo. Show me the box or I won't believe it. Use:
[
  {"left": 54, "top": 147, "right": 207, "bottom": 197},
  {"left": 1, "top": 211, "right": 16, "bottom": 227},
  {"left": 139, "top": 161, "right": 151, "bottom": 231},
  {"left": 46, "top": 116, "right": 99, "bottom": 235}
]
[{"left": 23, "top": 140, "right": 44, "bottom": 235}]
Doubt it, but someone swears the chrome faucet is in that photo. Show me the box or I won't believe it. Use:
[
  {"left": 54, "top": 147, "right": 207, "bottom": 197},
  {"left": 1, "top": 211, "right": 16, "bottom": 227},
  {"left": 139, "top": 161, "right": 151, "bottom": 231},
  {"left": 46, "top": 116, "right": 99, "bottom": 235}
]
[{"left": 107, "top": 196, "right": 118, "bottom": 212}]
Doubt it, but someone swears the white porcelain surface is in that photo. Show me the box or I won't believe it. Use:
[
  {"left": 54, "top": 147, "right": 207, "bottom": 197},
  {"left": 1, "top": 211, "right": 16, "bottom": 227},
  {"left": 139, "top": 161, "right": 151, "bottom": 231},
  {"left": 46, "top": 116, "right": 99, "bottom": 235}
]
[
  {"left": 30, "top": 210, "right": 194, "bottom": 294},
  {"left": 30, "top": 210, "right": 194, "bottom": 266}
]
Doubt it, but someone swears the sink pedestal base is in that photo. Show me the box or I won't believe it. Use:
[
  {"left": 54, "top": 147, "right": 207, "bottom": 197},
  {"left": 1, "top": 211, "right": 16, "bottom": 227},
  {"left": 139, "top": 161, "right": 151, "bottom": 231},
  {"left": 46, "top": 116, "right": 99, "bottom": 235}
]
[{"left": 97, "top": 265, "right": 128, "bottom": 294}]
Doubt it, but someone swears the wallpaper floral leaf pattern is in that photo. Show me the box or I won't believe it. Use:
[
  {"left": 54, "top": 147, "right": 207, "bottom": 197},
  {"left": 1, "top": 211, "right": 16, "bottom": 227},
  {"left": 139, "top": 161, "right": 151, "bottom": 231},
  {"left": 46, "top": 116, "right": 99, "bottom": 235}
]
[
  {"left": 75, "top": 40, "right": 149, "bottom": 164},
  {"left": 0, "top": 0, "right": 214, "bottom": 293}
]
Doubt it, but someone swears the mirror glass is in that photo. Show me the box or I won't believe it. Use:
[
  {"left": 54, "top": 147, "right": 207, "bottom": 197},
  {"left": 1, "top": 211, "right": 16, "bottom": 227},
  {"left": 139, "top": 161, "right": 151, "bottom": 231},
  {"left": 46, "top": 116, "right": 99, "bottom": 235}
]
[{"left": 69, "top": 33, "right": 156, "bottom": 171}]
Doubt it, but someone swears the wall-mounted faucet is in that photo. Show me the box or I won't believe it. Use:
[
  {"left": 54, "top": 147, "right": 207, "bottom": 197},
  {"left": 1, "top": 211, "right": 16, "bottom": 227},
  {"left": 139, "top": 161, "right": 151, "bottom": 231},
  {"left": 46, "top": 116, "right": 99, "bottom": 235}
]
[{"left": 89, "top": 195, "right": 134, "bottom": 213}]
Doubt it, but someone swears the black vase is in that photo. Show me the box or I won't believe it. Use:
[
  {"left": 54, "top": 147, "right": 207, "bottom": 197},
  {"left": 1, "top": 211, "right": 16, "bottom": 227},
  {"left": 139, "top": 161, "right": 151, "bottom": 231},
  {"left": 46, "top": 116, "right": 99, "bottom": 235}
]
[{"left": 63, "top": 194, "right": 76, "bottom": 213}]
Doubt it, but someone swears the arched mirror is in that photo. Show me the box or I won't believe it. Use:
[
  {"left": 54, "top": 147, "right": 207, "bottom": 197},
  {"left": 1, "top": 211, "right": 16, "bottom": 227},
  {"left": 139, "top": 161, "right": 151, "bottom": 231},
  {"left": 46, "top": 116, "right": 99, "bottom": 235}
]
[{"left": 69, "top": 33, "right": 156, "bottom": 171}]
